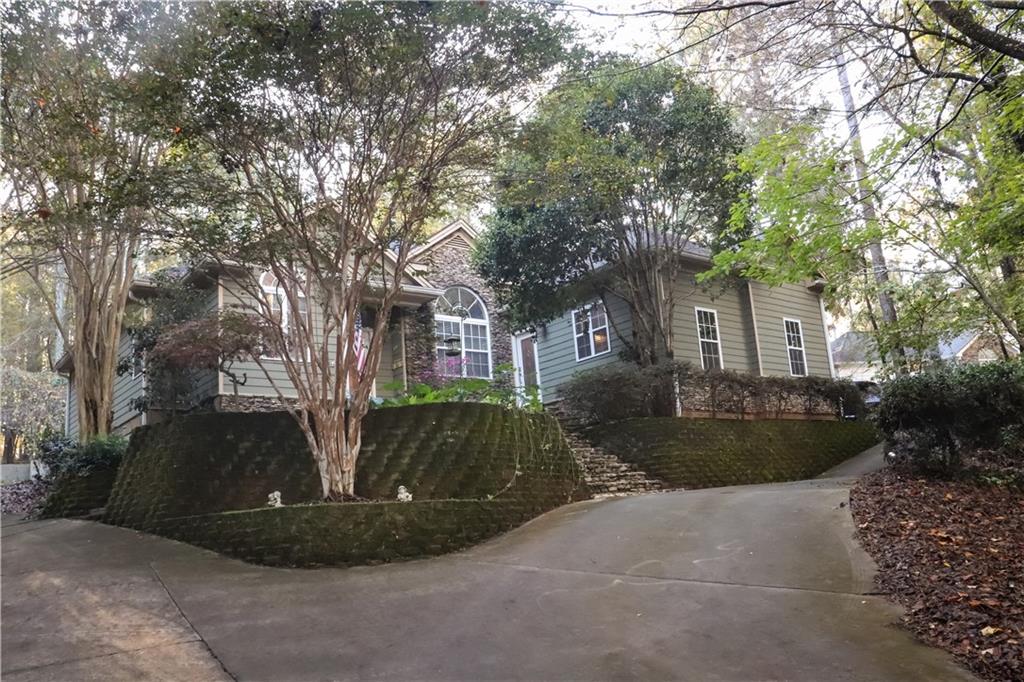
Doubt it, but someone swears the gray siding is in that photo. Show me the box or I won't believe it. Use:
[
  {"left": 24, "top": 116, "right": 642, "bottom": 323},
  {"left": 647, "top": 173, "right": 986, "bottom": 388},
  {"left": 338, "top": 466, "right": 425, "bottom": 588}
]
[
  {"left": 112, "top": 333, "right": 145, "bottom": 433},
  {"left": 66, "top": 382, "right": 79, "bottom": 440},
  {"left": 750, "top": 281, "right": 831, "bottom": 377},
  {"left": 534, "top": 270, "right": 833, "bottom": 402},
  {"left": 218, "top": 277, "right": 399, "bottom": 400},
  {"left": 669, "top": 270, "right": 757, "bottom": 373},
  {"left": 536, "top": 292, "right": 633, "bottom": 401}
]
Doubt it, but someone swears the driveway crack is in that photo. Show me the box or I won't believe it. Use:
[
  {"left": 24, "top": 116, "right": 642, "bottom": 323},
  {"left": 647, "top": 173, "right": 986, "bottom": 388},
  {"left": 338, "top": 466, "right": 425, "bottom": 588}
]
[
  {"left": 149, "top": 562, "right": 238, "bottom": 681},
  {"left": 457, "top": 558, "right": 877, "bottom": 597}
]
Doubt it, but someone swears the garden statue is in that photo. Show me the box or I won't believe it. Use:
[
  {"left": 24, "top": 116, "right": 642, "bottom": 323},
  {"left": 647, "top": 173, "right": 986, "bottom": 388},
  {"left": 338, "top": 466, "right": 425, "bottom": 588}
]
[
  {"left": 267, "top": 491, "right": 282, "bottom": 508},
  {"left": 397, "top": 486, "right": 413, "bottom": 502}
]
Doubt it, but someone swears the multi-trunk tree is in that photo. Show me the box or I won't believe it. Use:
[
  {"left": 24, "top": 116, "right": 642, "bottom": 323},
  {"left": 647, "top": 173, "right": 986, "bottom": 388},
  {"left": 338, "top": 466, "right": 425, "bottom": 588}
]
[
  {"left": 1, "top": 0, "right": 199, "bottom": 438},
  {"left": 172, "top": 1, "right": 569, "bottom": 499},
  {"left": 477, "top": 58, "right": 745, "bottom": 372}
]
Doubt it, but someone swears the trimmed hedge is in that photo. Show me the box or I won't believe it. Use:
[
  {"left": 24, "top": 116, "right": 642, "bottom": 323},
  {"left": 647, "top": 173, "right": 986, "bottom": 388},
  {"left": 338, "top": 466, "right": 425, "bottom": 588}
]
[
  {"left": 561, "top": 361, "right": 865, "bottom": 424},
  {"left": 148, "top": 499, "right": 534, "bottom": 568},
  {"left": 37, "top": 467, "right": 119, "bottom": 519},
  {"left": 587, "top": 418, "right": 879, "bottom": 489}
]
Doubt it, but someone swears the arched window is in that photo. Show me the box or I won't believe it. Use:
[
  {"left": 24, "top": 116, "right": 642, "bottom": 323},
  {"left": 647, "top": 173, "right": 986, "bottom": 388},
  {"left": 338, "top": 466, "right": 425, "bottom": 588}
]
[{"left": 434, "top": 286, "right": 491, "bottom": 378}]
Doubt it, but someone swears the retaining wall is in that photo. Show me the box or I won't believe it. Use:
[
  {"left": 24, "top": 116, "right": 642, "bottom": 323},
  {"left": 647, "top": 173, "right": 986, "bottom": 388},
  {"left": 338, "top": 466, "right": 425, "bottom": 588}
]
[{"left": 587, "top": 418, "right": 879, "bottom": 489}]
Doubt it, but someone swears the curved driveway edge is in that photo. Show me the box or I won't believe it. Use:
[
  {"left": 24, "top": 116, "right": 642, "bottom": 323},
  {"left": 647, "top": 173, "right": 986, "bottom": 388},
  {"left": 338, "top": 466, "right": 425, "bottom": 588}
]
[{"left": 2, "top": 468, "right": 975, "bottom": 681}]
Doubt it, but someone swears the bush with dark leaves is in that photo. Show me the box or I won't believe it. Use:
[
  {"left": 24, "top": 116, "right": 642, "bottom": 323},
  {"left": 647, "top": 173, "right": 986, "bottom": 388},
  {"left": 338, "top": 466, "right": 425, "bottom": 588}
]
[
  {"left": 37, "top": 434, "right": 128, "bottom": 480},
  {"left": 876, "top": 360, "right": 1024, "bottom": 476}
]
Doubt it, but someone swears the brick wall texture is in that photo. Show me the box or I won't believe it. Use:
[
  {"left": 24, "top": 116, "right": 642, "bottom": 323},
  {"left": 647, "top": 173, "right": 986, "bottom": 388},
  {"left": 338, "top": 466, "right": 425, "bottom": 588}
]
[
  {"left": 38, "top": 466, "right": 119, "bottom": 519},
  {"left": 148, "top": 499, "right": 535, "bottom": 568}
]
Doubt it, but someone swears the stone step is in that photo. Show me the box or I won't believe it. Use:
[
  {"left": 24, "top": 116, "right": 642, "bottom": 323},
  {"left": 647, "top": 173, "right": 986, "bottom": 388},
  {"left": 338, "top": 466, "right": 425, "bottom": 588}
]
[{"left": 553, "top": 413, "right": 666, "bottom": 496}]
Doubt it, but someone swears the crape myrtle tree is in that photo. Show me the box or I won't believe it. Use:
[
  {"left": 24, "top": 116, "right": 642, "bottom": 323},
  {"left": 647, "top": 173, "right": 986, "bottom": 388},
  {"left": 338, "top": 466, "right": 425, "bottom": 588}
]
[
  {"left": 175, "top": 2, "right": 570, "bottom": 499},
  {"left": 476, "top": 58, "right": 745, "bottom": 377},
  {"left": 1, "top": 0, "right": 203, "bottom": 438}
]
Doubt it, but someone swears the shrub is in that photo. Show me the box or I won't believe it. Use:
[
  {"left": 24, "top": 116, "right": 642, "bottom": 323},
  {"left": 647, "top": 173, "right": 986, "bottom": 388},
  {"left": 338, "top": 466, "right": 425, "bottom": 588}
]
[
  {"left": 559, "top": 362, "right": 685, "bottom": 423},
  {"left": 560, "top": 361, "right": 865, "bottom": 424},
  {"left": 376, "top": 364, "right": 542, "bottom": 412},
  {"left": 37, "top": 434, "right": 128, "bottom": 480},
  {"left": 876, "top": 360, "right": 1024, "bottom": 476}
]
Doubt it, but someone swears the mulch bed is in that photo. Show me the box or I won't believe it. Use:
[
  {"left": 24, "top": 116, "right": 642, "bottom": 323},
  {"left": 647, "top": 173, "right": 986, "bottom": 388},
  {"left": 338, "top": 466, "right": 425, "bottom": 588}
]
[
  {"left": 851, "top": 468, "right": 1024, "bottom": 681},
  {"left": 1, "top": 479, "right": 51, "bottom": 516}
]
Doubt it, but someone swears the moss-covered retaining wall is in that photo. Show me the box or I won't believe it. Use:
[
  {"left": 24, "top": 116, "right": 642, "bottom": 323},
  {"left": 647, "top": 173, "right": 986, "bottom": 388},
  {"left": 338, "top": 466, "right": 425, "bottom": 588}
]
[
  {"left": 37, "top": 467, "right": 119, "bottom": 519},
  {"left": 149, "top": 499, "right": 535, "bottom": 568},
  {"left": 587, "top": 418, "right": 879, "bottom": 489},
  {"left": 101, "top": 404, "right": 585, "bottom": 566},
  {"left": 104, "top": 412, "right": 322, "bottom": 529}
]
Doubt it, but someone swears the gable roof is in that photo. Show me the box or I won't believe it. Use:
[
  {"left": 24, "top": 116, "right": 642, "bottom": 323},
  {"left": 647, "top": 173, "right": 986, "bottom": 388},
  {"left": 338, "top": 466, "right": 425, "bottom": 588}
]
[
  {"left": 935, "top": 330, "right": 980, "bottom": 360},
  {"left": 830, "top": 330, "right": 877, "bottom": 364},
  {"left": 409, "top": 218, "right": 480, "bottom": 262}
]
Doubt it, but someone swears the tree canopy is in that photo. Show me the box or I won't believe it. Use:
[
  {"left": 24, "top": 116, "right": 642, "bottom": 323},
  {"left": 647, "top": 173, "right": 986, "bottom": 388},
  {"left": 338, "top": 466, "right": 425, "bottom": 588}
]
[
  {"left": 477, "top": 58, "right": 745, "bottom": 365},
  {"left": 165, "top": 0, "right": 572, "bottom": 497}
]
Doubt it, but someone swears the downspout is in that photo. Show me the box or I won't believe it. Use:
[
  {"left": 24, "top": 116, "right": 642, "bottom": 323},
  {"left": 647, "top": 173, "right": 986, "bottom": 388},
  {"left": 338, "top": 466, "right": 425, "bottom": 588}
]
[
  {"left": 64, "top": 378, "right": 71, "bottom": 436},
  {"left": 217, "top": 280, "right": 225, "bottom": 396},
  {"left": 399, "top": 313, "right": 409, "bottom": 391},
  {"left": 747, "top": 282, "right": 764, "bottom": 376},
  {"left": 819, "top": 296, "right": 837, "bottom": 378}
]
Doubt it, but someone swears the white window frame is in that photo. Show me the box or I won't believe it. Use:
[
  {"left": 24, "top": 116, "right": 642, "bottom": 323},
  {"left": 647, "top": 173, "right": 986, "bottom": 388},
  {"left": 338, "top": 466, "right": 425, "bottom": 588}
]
[
  {"left": 259, "top": 274, "right": 307, "bottom": 361},
  {"left": 694, "top": 307, "right": 724, "bottom": 370},
  {"left": 129, "top": 352, "right": 145, "bottom": 380},
  {"left": 434, "top": 287, "right": 492, "bottom": 379},
  {"left": 784, "top": 317, "right": 808, "bottom": 376},
  {"left": 572, "top": 302, "right": 612, "bottom": 362}
]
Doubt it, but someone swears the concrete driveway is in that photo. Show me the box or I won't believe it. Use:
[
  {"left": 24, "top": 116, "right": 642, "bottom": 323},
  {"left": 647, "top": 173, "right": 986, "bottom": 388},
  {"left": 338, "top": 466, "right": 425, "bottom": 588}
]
[{"left": 2, "top": 451, "right": 975, "bottom": 681}]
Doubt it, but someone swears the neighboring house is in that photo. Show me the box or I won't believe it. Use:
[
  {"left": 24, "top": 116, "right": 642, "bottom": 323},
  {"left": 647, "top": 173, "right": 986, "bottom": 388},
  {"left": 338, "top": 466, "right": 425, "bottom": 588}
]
[
  {"left": 58, "top": 218, "right": 512, "bottom": 439},
  {"left": 831, "top": 329, "right": 1019, "bottom": 382},
  {"left": 510, "top": 243, "right": 836, "bottom": 404}
]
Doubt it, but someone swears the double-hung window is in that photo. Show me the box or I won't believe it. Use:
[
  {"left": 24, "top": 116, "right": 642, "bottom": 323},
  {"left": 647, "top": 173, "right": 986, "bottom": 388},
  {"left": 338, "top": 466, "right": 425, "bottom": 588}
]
[
  {"left": 573, "top": 302, "right": 611, "bottom": 361},
  {"left": 784, "top": 318, "right": 807, "bottom": 376},
  {"left": 434, "top": 286, "right": 491, "bottom": 379},
  {"left": 260, "top": 272, "right": 306, "bottom": 359},
  {"left": 695, "top": 307, "right": 723, "bottom": 370}
]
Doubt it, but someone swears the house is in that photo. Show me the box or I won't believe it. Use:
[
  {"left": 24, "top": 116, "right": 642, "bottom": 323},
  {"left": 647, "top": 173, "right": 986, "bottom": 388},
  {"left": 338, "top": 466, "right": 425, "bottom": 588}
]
[
  {"left": 59, "top": 218, "right": 838, "bottom": 438},
  {"left": 510, "top": 243, "right": 836, "bottom": 403},
  {"left": 831, "top": 329, "right": 1019, "bottom": 382},
  {"left": 58, "top": 219, "right": 512, "bottom": 439}
]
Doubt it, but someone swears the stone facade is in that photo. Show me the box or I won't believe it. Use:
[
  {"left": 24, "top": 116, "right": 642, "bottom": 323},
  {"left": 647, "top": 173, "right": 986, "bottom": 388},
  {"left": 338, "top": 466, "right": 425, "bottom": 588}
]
[{"left": 409, "top": 228, "right": 513, "bottom": 381}]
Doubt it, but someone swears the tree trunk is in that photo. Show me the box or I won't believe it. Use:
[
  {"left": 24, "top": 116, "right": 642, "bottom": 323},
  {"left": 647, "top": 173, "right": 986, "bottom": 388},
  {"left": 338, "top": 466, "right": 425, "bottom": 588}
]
[
  {"left": 1000, "top": 256, "right": 1024, "bottom": 349},
  {"left": 833, "top": 39, "right": 905, "bottom": 367},
  {"left": 307, "top": 408, "right": 361, "bottom": 499},
  {"left": 2, "top": 428, "right": 17, "bottom": 464}
]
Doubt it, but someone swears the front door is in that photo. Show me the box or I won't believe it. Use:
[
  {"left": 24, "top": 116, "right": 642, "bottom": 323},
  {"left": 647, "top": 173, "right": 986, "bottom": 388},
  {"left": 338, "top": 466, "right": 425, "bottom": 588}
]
[{"left": 512, "top": 332, "right": 540, "bottom": 404}]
